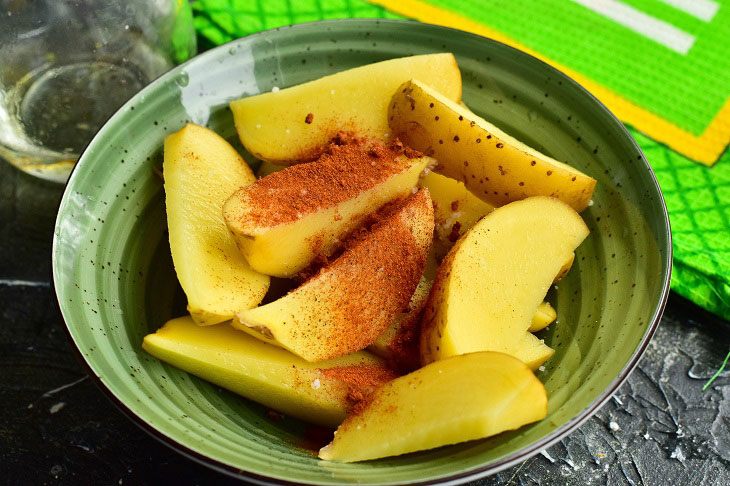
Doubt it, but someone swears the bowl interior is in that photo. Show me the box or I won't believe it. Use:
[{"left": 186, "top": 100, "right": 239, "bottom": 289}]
[{"left": 53, "top": 19, "right": 670, "bottom": 485}]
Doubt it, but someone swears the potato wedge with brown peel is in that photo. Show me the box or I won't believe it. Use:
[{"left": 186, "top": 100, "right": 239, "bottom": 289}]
[
  {"left": 420, "top": 197, "right": 589, "bottom": 369},
  {"left": 319, "top": 351, "right": 547, "bottom": 462},
  {"left": 233, "top": 190, "right": 434, "bottom": 362},
  {"left": 389, "top": 80, "right": 596, "bottom": 212},
  {"left": 164, "top": 124, "right": 269, "bottom": 325},
  {"left": 231, "top": 54, "right": 461, "bottom": 163},
  {"left": 530, "top": 301, "right": 557, "bottom": 333},
  {"left": 143, "top": 316, "right": 395, "bottom": 428},
  {"left": 223, "top": 141, "right": 433, "bottom": 277}
]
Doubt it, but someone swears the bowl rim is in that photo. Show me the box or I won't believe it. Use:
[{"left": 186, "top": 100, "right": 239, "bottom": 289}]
[{"left": 52, "top": 17, "right": 672, "bottom": 486}]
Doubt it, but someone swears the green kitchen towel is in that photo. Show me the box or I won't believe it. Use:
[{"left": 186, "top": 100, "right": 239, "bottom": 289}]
[{"left": 191, "top": 0, "right": 730, "bottom": 322}]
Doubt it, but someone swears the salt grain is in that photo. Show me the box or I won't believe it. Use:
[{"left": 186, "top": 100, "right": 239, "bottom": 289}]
[
  {"left": 311, "top": 378, "right": 321, "bottom": 389},
  {"left": 609, "top": 421, "right": 620, "bottom": 431},
  {"left": 272, "top": 86, "right": 280, "bottom": 92},
  {"left": 49, "top": 402, "right": 66, "bottom": 414}
]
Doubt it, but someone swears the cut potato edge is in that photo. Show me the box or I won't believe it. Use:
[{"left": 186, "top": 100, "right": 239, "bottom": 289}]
[{"left": 319, "top": 351, "right": 547, "bottom": 462}]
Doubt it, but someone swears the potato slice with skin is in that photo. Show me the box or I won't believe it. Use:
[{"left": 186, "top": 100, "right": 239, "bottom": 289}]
[
  {"left": 370, "top": 249, "right": 558, "bottom": 367},
  {"left": 529, "top": 301, "right": 557, "bottom": 333},
  {"left": 368, "top": 250, "right": 439, "bottom": 370},
  {"left": 319, "top": 351, "right": 547, "bottom": 462},
  {"left": 420, "top": 197, "right": 589, "bottom": 369},
  {"left": 231, "top": 54, "right": 461, "bottom": 163},
  {"left": 234, "top": 190, "right": 434, "bottom": 362},
  {"left": 224, "top": 141, "right": 433, "bottom": 278},
  {"left": 143, "top": 316, "right": 396, "bottom": 428},
  {"left": 370, "top": 173, "right": 565, "bottom": 365},
  {"left": 420, "top": 171, "right": 496, "bottom": 259},
  {"left": 554, "top": 253, "right": 575, "bottom": 282},
  {"left": 390, "top": 80, "right": 596, "bottom": 212},
  {"left": 164, "top": 124, "right": 269, "bottom": 325},
  {"left": 421, "top": 171, "right": 575, "bottom": 273}
]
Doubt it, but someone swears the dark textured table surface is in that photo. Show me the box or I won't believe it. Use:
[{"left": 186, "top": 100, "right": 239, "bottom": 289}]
[{"left": 2, "top": 159, "right": 729, "bottom": 486}]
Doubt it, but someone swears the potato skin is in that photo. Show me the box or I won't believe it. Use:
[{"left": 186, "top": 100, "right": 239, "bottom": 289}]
[
  {"left": 419, "top": 171, "right": 495, "bottom": 259},
  {"left": 389, "top": 80, "right": 596, "bottom": 212}
]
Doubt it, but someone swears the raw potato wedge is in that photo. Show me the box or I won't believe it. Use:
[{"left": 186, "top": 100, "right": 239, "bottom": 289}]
[
  {"left": 319, "top": 351, "right": 547, "bottom": 462},
  {"left": 529, "top": 301, "right": 557, "bottom": 333},
  {"left": 164, "top": 124, "right": 269, "bottom": 325},
  {"left": 554, "top": 253, "right": 575, "bottom": 282},
  {"left": 143, "top": 316, "right": 396, "bottom": 428},
  {"left": 420, "top": 171, "right": 495, "bottom": 259},
  {"left": 368, "top": 250, "right": 439, "bottom": 369},
  {"left": 231, "top": 54, "right": 461, "bottom": 163},
  {"left": 224, "top": 144, "right": 433, "bottom": 278},
  {"left": 421, "top": 171, "right": 575, "bottom": 273},
  {"left": 369, "top": 251, "right": 558, "bottom": 366},
  {"left": 389, "top": 80, "right": 596, "bottom": 212},
  {"left": 234, "top": 190, "right": 434, "bottom": 362},
  {"left": 420, "top": 197, "right": 589, "bottom": 369}
]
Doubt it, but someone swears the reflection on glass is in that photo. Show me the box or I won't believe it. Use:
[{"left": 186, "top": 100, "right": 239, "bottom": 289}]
[{"left": 0, "top": 0, "right": 195, "bottom": 182}]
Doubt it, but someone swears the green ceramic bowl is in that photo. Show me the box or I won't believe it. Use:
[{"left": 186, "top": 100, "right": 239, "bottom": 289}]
[{"left": 53, "top": 19, "right": 671, "bottom": 485}]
